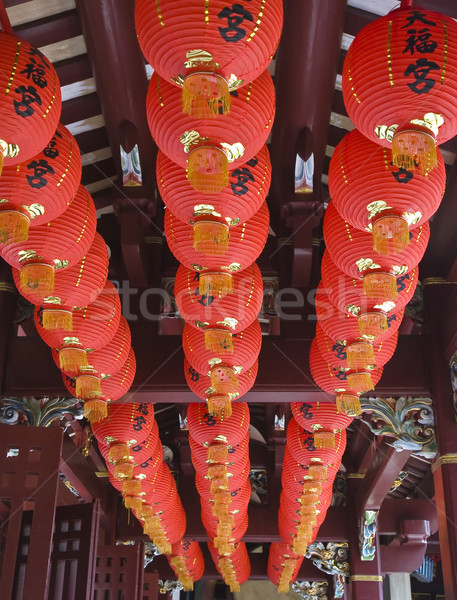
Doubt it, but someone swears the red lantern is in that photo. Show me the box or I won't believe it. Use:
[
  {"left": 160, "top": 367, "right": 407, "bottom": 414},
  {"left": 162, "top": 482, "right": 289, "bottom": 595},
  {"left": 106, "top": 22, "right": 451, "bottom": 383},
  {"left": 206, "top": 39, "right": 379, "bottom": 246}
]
[
  {"left": 146, "top": 71, "right": 275, "bottom": 194},
  {"left": 0, "top": 123, "right": 82, "bottom": 245},
  {"left": 168, "top": 541, "right": 205, "bottom": 588},
  {"left": 286, "top": 417, "right": 347, "bottom": 464},
  {"left": 135, "top": 0, "right": 282, "bottom": 118},
  {"left": 323, "top": 201, "right": 429, "bottom": 302},
  {"left": 328, "top": 128, "right": 445, "bottom": 253},
  {"left": 291, "top": 401, "right": 353, "bottom": 433},
  {"left": 184, "top": 359, "right": 258, "bottom": 402},
  {"left": 321, "top": 250, "right": 417, "bottom": 322},
  {"left": 176, "top": 262, "right": 263, "bottom": 340},
  {"left": 316, "top": 321, "right": 399, "bottom": 371},
  {"left": 342, "top": 4, "right": 457, "bottom": 173},
  {"left": 99, "top": 423, "right": 160, "bottom": 475},
  {"left": 157, "top": 145, "right": 271, "bottom": 228},
  {"left": 0, "top": 33, "right": 61, "bottom": 169},
  {"left": 268, "top": 542, "right": 304, "bottom": 590},
  {"left": 165, "top": 201, "right": 269, "bottom": 298},
  {"left": 1, "top": 185, "right": 97, "bottom": 298},
  {"left": 183, "top": 319, "right": 262, "bottom": 378},
  {"left": 315, "top": 282, "right": 404, "bottom": 344},
  {"left": 13, "top": 232, "right": 109, "bottom": 309},
  {"left": 189, "top": 435, "right": 249, "bottom": 469},
  {"left": 187, "top": 402, "right": 250, "bottom": 448}
]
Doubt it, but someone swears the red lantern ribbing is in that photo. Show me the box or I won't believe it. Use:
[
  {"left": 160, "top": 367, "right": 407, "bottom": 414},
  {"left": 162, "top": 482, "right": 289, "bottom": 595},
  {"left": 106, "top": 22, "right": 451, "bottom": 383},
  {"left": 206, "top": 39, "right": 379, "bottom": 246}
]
[
  {"left": 187, "top": 402, "right": 250, "bottom": 448},
  {"left": 291, "top": 401, "right": 353, "bottom": 432},
  {"left": 184, "top": 359, "right": 258, "bottom": 402},
  {"left": 342, "top": 4, "right": 457, "bottom": 173},
  {"left": 0, "top": 123, "right": 82, "bottom": 245},
  {"left": 0, "top": 33, "right": 62, "bottom": 169}
]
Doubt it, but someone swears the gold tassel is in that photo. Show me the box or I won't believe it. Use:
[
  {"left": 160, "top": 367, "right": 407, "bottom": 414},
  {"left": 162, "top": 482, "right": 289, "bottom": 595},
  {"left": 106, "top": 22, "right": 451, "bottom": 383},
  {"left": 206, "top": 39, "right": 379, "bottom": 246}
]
[
  {"left": 199, "top": 271, "right": 233, "bottom": 297},
  {"left": 207, "top": 464, "right": 228, "bottom": 479},
  {"left": 113, "top": 462, "right": 134, "bottom": 480},
  {"left": 230, "top": 584, "right": 240, "bottom": 593},
  {"left": 298, "top": 508, "right": 317, "bottom": 524},
  {"left": 108, "top": 443, "right": 130, "bottom": 464},
  {"left": 210, "top": 476, "right": 229, "bottom": 494},
  {"left": 122, "top": 479, "right": 142, "bottom": 496},
  {"left": 302, "top": 481, "right": 322, "bottom": 495},
  {"left": 372, "top": 215, "right": 410, "bottom": 256},
  {"left": 193, "top": 220, "right": 229, "bottom": 255},
  {"left": 346, "top": 341, "right": 375, "bottom": 370},
  {"left": 83, "top": 399, "right": 107, "bottom": 423},
  {"left": 0, "top": 208, "right": 29, "bottom": 244},
  {"left": 141, "top": 505, "right": 154, "bottom": 520},
  {"left": 152, "top": 536, "right": 172, "bottom": 556},
  {"left": 336, "top": 393, "right": 362, "bottom": 417},
  {"left": 213, "top": 502, "right": 230, "bottom": 518},
  {"left": 59, "top": 347, "right": 88, "bottom": 373},
  {"left": 300, "top": 493, "right": 319, "bottom": 507},
  {"left": 207, "top": 394, "right": 232, "bottom": 419},
  {"left": 42, "top": 308, "right": 73, "bottom": 331},
  {"left": 182, "top": 72, "right": 230, "bottom": 118},
  {"left": 205, "top": 329, "right": 233, "bottom": 352},
  {"left": 210, "top": 365, "right": 239, "bottom": 395},
  {"left": 75, "top": 370, "right": 101, "bottom": 399},
  {"left": 207, "top": 442, "right": 229, "bottom": 463},
  {"left": 346, "top": 371, "right": 374, "bottom": 394},
  {"left": 124, "top": 496, "right": 143, "bottom": 513},
  {"left": 187, "top": 146, "right": 229, "bottom": 194},
  {"left": 363, "top": 272, "right": 398, "bottom": 302},
  {"left": 313, "top": 432, "right": 335, "bottom": 449},
  {"left": 357, "top": 311, "right": 388, "bottom": 338},
  {"left": 392, "top": 126, "right": 437, "bottom": 176},
  {"left": 20, "top": 262, "right": 54, "bottom": 296},
  {"left": 292, "top": 538, "right": 309, "bottom": 556},
  {"left": 307, "top": 465, "right": 327, "bottom": 481},
  {"left": 217, "top": 522, "right": 234, "bottom": 538}
]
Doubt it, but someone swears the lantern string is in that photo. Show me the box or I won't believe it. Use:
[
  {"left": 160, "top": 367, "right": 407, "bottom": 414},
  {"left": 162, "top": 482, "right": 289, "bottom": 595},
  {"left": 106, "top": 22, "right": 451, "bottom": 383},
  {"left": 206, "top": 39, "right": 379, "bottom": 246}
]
[{"left": 0, "top": 1, "right": 13, "bottom": 35}]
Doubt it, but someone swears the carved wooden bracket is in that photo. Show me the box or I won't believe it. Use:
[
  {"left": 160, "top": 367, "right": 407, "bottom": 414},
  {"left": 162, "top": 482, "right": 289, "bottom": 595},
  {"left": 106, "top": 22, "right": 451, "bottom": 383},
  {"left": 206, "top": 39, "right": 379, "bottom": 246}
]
[
  {"left": 0, "top": 396, "right": 83, "bottom": 427},
  {"left": 359, "top": 510, "right": 378, "bottom": 561},
  {"left": 291, "top": 580, "right": 329, "bottom": 600}
]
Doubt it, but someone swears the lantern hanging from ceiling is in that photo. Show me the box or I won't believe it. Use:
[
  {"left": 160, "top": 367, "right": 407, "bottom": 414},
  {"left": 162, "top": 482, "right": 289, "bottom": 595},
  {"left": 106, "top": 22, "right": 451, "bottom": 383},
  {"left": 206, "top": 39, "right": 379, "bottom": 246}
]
[
  {"left": 315, "top": 282, "right": 404, "bottom": 343},
  {"left": 168, "top": 541, "right": 205, "bottom": 591},
  {"left": 328, "top": 128, "right": 445, "bottom": 254},
  {"left": 146, "top": 70, "right": 275, "bottom": 194},
  {"left": 290, "top": 401, "right": 353, "bottom": 433},
  {"left": 315, "top": 321, "right": 399, "bottom": 372},
  {"left": 157, "top": 145, "right": 271, "bottom": 230},
  {"left": 187, "top": 401, "right": 250, "bottom": 448},
  {"left": 286, "top": 417, "right": 347, "bottom": 463},
  {"left": 0, "top": 123, "right": 82, "bottom": 245},
  {"left": 1, "top": 185, "right": 97, "bottom": 298},
  {"left": 13, "top": 232, "right": 109, "bottom": 311},
  {"left": 342, "top": 3, "right": 457, "bottom": 173},
  {"left": 135, "top": 0, "right": 282, "bottom": 118},
  {"left": 165, "top": 201, "right": 269, "bottom": 298},
  {"left": 323, "top": 201, "right": 429, "bottom": 302},
  {"left": 0, "top": 33, "right": 62, "bottom": 172}
]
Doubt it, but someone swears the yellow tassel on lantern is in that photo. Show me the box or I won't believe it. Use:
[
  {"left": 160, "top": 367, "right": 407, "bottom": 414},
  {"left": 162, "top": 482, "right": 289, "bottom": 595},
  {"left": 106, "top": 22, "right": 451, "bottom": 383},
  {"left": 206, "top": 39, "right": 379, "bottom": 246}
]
[
  {"left": 199, "top": 272, "right": 233, "bottom": 297},
  {"left": 75, "top": 369, "right": 101, "bottom": 399},
  {"left": 20, "top": 262, "right": 54, "bottom": 296},
  {"left": 217, "top": 522, "right": 234, "bottom": 537},
  {"left": 230, "top": 584, "right": 240, "bottom": 593},
  {"left": 59, "top": 347, "right": 88, "bottom": 373},
  {"left": 313, "top": 431, "right": 335, "bottom": 449},
  {"left": 298, "top": 508, "right": 317, "bottom": 524},
  {"left": 207, "top": 464, "right": 228, "bottom": 479},
  {"left": 300, "top": 493, "right": 319, "bottom": 507},
  {"left": 83, "top": 399, "right": 107, "bottom": 423},
  {"left": 140, "top": 505, "right": 154, "bottom": 520},
  {"left": 193, "top": 220, "right": 230, "bottom": 255},
  {"left": 337, "top": 393, "right": 362, "bottom": 417},
  {"left": 205, "top": 328, "right": 233, "bottom": 352},
  {"left": 278, "top": 582, "right": 290, "bottom": 594},
  {"left": 357, "top": 311, "right": 388, "bottom": 338},
  {"left": 122, "top": 479, "right": 142, "bottom": 497},
  {"left": 210, "top": 476, "right": 229, "bottom": 494},
  {"left": 108, "top": 443, "right": 130, "bottom": 464},
  {"left": 124, "top": 495, "right": 143, "bottom": 513},
  {"left": 0, "top": 208, "right": 29, "bottom": 244},
  {"left": 346, "top": 341, "right": 375, "bottom": 370},
  {"left": 113, "top": 462, "right": 134, "bottom": 481},
  {"left": 307, "top": 465, "right": 327, "bottom": 481},
  {"left": 346, "top": 371, "right": 373, "bottom": 394},
  {"left": 292, "top": 538, "right": 308, "bottom": 555},
  {"left": 207, "top": 394, "right": 232, "bottom": 419},
  {"left": 187, "top": 146, "right": 229, "bottom": 194},
  {"left": 372, "top": 215, "right": 410, "bottom": 256},
  {"left": 392, "top": 125, "right": 437, "bottom": 176},
  {"left": 152, "top": 534, "right": 171, "bottom": 555},
  {"left": 42, "top": 308, "right": 73, "bottom": 331},
  {"left": 210, "top": 365, "right": 239, "bottom": 395},
  {"left": 362, "top": 272, "right": 398, "bottom": 302},
  {"left": 182, "top": 72, "right": 230, "bottom": 118},
  {"left": 214, "top": 537, "right": 234, "bottom": 555},
  {"left": 302, "top": 481, "right": 322, "bottom": 496}
]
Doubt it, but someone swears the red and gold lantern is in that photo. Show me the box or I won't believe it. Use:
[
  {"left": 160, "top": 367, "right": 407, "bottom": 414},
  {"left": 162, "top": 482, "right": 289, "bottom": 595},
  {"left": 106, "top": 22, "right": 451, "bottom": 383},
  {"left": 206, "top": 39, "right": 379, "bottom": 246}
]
[{"left": 187, "top": 401, "right": 250, "bottom": 448}]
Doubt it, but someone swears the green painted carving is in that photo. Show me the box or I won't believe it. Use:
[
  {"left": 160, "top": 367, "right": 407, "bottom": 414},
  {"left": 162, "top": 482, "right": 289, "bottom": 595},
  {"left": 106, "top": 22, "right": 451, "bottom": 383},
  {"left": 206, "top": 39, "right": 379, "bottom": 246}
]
[
  {"left": 359, "top": 510, "right": 378, "bottom": 561},
  {"left": 0, "top": 396, "right": 83, "bottom": 427},
  {"left": 291, "top": 581, "right": 329, "bottom": 600},
  {"left": 305, "top": 542, "right": 349, "bottom": 599},
  {"left": 360, "top": 396, "right": 437, "bottom": 459}
]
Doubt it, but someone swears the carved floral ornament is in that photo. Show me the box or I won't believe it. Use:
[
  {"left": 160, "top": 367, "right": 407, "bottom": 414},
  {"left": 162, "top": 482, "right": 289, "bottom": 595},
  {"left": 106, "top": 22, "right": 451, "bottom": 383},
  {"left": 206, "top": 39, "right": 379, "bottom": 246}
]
[
  {"left": 0, "top": 396, "right": 83, "bottom": 427},
  {"left": 291, "top": 581, "right": 329, "bottom": 600}
]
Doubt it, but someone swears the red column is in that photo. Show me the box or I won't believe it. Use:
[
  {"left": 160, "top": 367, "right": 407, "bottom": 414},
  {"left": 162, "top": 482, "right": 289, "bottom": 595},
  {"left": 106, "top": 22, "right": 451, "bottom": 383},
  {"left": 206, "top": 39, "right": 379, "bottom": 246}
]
[{"left": 423, "top": 281, "right": 457, "bottom": 598}]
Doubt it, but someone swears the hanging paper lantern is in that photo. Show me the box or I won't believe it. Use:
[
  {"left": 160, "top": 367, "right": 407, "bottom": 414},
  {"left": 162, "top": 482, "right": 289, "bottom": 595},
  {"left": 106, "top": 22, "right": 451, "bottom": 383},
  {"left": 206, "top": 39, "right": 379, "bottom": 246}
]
[
  {"left": 168, "top": 541, "right": 205, "bottom": 590},
  {"left": 323, "top": 201, "right": 429, "bottom": 302},
  {"left": 146, "top": 70, "right": 275, "bottom": 194},
  {"left": 14, "top": 232, "right": 109, "bottom": 310},
  {"left": 268, "top": 542, "right": 304, "bottom": 591},
  {"left": 342, "top": 3, "right": 457, "bottom": 173},
  {"left": 209, "top": 541, "right": 251, "bottom": 589},
  {"left": 175, "top": 262, "right": 263, "bottom": 342},
  {"left": 0, "top": 123, "right": 81, "bottom": 245},
  {"left": 35, "top": 281, "right": 121, "bottom": 372},
  {"left": 165, "top": 201, "right": 269, "bottom": 297},
  {"left": 321, "top": 250, "right": 417, "bottom": 322},
  {"left": 291, "top": 401, "right": 353, "bottom": 433},
  {"left": 187, "top": 402, "right": 250, "bottom": 448},
  {"left": 328, "top": 128, "right": 445, "bottom": 254},
  {"left": 315, "top": 282, "right": 404, "bottom": 343},
  {"left": 315, "top": 321, "right": 399, "bottom": 371},
  {"left": 286, "top": 417, "right": 347, "bottom": 464},
  {"left": 1, "top": 185, "right": 97, "bottom": 298},
  {"left": 157, "top": 145, "right": 271, "bottom": 230},
  {"left": 189, "top": 434, "right": 249, "bottom": 468},
  {"left": 0, "top": 33, "right": 61, "bottom": 170}
]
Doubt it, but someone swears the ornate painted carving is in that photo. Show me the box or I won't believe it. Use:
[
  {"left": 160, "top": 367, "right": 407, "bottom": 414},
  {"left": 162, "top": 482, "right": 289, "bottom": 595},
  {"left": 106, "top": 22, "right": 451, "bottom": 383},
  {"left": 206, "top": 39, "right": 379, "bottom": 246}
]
[
  {"left": 144, "top": 541, "right": 161, "bottom": 568},
  {"left": 305, "top": 542, "right": 349, "bottom": 599},
  {"left": 359, "top": 510, "right": 378, "bottom": 561},
  {"left": 360, "top": 396, "right": 437, "bottom": 459},
  {"left": 332, "top": 470, "right": 346, "bottom": 507},
  {"left": 249, "top": 468, "right": 268, "bottom": 503},
  {"left": 158, "top": 580, "right": 183, "bottom": 594},
  {"left": 389, "top": 470, "right": 408, "bottom": 494},
  {"left": 291, "top": 581, "right": 329, "bottom": 600},
  {"left": 0, "top": 396, "right": 83, "bottom": 427}
]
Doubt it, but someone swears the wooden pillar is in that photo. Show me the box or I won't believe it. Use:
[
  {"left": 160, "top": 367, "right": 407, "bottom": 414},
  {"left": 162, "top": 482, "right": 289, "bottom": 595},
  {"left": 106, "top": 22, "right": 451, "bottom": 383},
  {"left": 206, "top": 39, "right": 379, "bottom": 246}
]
[
  {"left": 423, "top": 281, "right": 457, "bottom": 598},
  {"left": 347, "top": 477, "right": 383, "bottom": 600}
]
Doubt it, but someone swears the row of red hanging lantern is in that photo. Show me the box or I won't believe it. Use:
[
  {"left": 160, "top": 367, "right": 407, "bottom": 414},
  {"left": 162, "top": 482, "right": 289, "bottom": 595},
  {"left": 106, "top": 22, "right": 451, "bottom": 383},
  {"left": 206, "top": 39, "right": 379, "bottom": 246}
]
[{"left": 135, "top": 0, "right": 283, "bottom": 586}]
